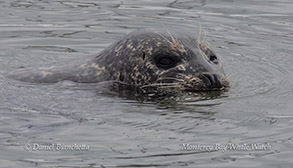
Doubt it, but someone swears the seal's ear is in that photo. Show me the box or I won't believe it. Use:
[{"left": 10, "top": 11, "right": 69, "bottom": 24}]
[
  {"left": 198, "top": 43, "right": 218, "bottom": 64},
  {"left": 141, "top": 51, "right": 146, "bottom": 60}
]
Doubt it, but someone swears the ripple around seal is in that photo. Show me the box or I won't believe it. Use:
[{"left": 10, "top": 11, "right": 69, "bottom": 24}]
[{"left": 224, "top": 49, "right": 290, "bottom": 100}]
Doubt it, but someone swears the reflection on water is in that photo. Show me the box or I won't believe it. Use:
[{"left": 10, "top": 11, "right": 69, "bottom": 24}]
[{"left": 1, "top": 0, "right": 293, "bottom": 167}]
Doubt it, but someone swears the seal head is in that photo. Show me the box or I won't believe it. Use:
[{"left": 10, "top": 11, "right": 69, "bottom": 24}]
[{"left": 95, "top": 28, "right": 229, "bottom": 92}]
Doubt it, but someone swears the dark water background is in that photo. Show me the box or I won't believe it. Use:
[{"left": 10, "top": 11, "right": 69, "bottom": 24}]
[{"left": 1, "top": 0, "right": 293, "bottom": 167}]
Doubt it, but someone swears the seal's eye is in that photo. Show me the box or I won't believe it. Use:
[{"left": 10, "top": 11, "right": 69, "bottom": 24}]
[{"left": 156, "top": 56, "right": 176, "bottom": 69}]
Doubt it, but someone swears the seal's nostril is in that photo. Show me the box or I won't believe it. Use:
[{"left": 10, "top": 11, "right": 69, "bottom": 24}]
[
  {"left": 213, "top": 74, "right": 222, "bottom": 88},
  {"left": 199, "top": 73, "right": 212, "bottom": 86},
  {"left": 199, "top": 73, "right": 222, "bottom": 88}
]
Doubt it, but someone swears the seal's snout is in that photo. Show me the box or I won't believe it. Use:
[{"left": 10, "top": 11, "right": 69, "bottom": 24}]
[
  {"left": 181, "top": 73, "right": 229, "bottom": 92},
  {"left": 199, "top": 73, "right": 230, "bottom": 91}
]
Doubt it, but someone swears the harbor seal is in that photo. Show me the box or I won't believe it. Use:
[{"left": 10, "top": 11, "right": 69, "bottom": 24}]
[{"left": 8, "top": 27, "right": 229, "bottom": 93}]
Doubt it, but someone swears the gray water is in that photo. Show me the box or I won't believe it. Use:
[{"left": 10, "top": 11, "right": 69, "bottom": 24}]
[{"left": 1, "top": 0, "right": 293, "bottom": 167}]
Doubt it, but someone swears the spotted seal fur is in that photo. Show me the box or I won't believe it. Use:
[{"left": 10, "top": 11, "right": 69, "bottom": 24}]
[{"left": 8, "top": 27, "right": 229, "bottom": 92}]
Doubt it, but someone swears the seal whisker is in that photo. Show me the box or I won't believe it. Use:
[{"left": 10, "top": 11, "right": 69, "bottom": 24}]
[
  {"left": 157, "top": 77, "right": 184, "bottom": 82},
  {"left": 162, "top": 24, "right": 179, "bottom": 47},
  {"left": 196, "top": 19, "right": 211, "bottom": 58},
  {"left": 202, "top": 30, "right": 207, "bottom": 44},
  {"left": 157, "top": 85, "right": 181, "bottom": 89},
  {"left": 141, "top": 83, "right": 178, "bottom": 87},
  {"left": 225, "top": 72, "right": 235, "bottom": 80},
  {"left": 140, "top": 83, "right": 178, "bottom": 89},
  {"left": 156, "top": 33, "right": 173, "bottom": 46},
  {"left": 198, "top": 19, "right": 202, "bottom": 43},
  {"left": 175, "top": 73, "right": 190, "bottom": 78}
]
